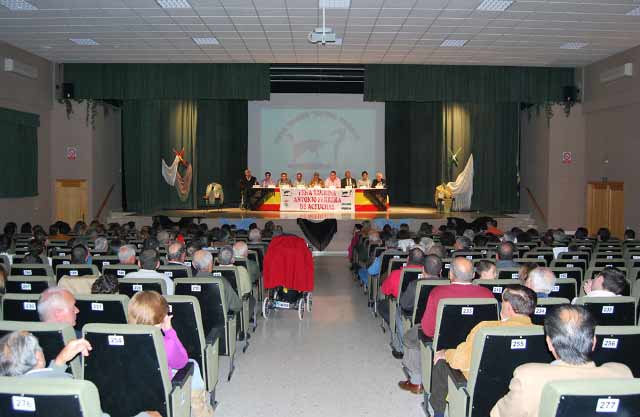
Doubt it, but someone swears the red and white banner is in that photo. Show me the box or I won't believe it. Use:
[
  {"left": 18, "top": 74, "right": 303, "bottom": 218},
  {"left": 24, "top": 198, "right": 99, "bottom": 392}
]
[{"left": 280, "top": 188, "right": 355, "bottom": 212}]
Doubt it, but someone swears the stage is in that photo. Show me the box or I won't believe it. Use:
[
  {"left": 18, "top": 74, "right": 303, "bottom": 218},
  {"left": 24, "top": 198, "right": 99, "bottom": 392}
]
[{"left": 108, "top": 207, "right": 536, "bottom": 253}]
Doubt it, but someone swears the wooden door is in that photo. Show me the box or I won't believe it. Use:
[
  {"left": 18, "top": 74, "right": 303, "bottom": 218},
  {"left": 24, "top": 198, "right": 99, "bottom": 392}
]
[
  {"left": 587, "top": 182, "right": 624, "bottom": 239},
  {"left": 608, "top": 182, "right": 625, "bottom": 239},
  {"left": 55, "top": 179, "right": 88, "bottom": 225}
]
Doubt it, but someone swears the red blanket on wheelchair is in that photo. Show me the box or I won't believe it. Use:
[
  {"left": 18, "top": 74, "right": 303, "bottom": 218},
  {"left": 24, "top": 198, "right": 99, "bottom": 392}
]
[{"left": 263, "top": 235, "right": 314, "bottom": 292}]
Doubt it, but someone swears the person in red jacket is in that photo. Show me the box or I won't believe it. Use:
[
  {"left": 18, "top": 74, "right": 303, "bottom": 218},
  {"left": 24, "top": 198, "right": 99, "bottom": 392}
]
[{"left": 398, "top": 257, "right": 494, "bottom": 394}]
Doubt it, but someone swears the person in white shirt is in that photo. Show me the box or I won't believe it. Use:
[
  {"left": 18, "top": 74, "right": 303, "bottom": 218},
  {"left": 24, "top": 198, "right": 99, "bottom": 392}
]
[
  {"left": 325, "top": 170, "right": 341, "bottom": 188},
  {"left": 261, "top": 171, "right": 275, "bottom": 187},
  {"left": 293, "top": 172, "right": 306, "bottom": 188},
  {"left": 572, "top": 267, "right": 626, "bottom": 304},
  {"left": 124, "top": 249, "right": 174, "bottom": 295},
  {"left": 357, "top": 170, "right": 371, "bottom": 188}
]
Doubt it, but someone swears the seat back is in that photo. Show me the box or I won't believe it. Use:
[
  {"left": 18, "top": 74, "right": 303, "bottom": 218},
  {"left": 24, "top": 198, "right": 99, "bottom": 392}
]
[
  {"left": 0, "top": 321, "right": 79, "bottom": 377},
  {"left": 10, "top": 263, "right": 53, "bottom": 278},
  {"left": 576, "top": 296, "right": 637, "bottom": 326},
  {"left": 6, "top": 276, "right": 55, "bottom": 294},
  {"left": 0, "top": 377, "right": 103, "bottom": 417},
  {"left": 411, "top": 280, "right": 449, "bottom": 325},
  {"left": 211, "top": 266, "right": 239, "bottom": 293},
  {"left": 158, "top": 264, "right": 192, "bottom": 279},
  {"left": 55, "top": 264, "right": 99, "bottom": 280},
  {"left": 531, "top": 297, "right": 570, "bottom": 326},
  {"left": 397, "top": 268, "right": 423, "bottom": 297},
  {"left": 165, "top": 295, "right": 206, "bottom": 382},
  {"left": 174, "top": 278, "right": 228, "bottom": 335},
  {"left": 117, "top": 278, "right": 166, "bottom": 297},
  {"left": 433, "top": 298, "right": 499, "bottom": 351},
  {"left": 452, "top": 251, "right": 486, "bottom": 260},
  {"left": 559, "top": 251, "right": 591, "bottom": 264},
  {"left": 548, "top": 278, "right": 577, "bottom": 300},
  {"left": 550, "top": 267, "right": 583, "bottom": 288},
  {"left": 538, "top": 379, "right": 640, "bottom": 417},
  {"left": 591, "top": 259, "right": 626, "bottom": 269},
  {"left": 1, "top": 293, "right": 40, "bottom": 321},
  {"left": 379, "top": 251, "right": 407, "bottom": 278},
  {"left": 90, "top": 255, "right": 119, "bottom": 272},
  {"left": 51, "top": 256, "right": 72, "bottom": 271},
  {"left": 74, "top": 294, "right": 129, "bottom": 330},
  {"left": 473, "top": 279, "right": 520, "bottom": 303},
  {"left": 551, "top": 259, "right": 587, "bottom": 273},
  {"left": 102, "top": 264, "right": 139, "bottom": 278},
  {"left": 515, "top": 258, "right": 548, "bottom": 267},
  {"left": 496, "top": 267, "right": 521, "bottom": 280},
  {"left": 468, "top": 326, "right": 553, "bottom": 417},
  {"left": 82, "top": 323, "right": 171, "bottom": 417},
  {"left": 387, "top": 258, "right": 408, "bottom": 276},
  {"left": 592, "top": 326, "right": 640, "bottom": 377}
]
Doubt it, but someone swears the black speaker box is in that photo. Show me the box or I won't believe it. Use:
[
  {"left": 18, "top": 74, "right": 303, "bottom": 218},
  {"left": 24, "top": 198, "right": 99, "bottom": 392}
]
[
  {"left": 562, "top": 86, "right": 578, "bottom": 103},
  {"left": 62, "top": 83, "right": 74, "bottom": 99}
]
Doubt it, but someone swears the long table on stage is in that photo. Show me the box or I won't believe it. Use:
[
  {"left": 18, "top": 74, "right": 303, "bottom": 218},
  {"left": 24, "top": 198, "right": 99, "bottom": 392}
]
[{"left": 247, "top": 187, "right": 389, "bottom": 212}]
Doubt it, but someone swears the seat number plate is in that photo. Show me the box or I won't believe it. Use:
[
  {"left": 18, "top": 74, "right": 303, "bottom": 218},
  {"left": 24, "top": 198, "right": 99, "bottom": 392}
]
[
  {"left": 108, "top": 335, "right": 125, "bottom": 346},
  {"left": 602, "top": 306, "right": 614, "bottom": 314},
  {"left": 117, "top": 270, "right": 125, "bottom": 276},
  {"left": 91, "top": 302, "right": 104, "bottom": 311},
  {"left": 12, "top": 396, "right": 35, "bottom": 412},
  {"left": 274, "top": 301, "right": 290, "bottom": 309},
  {"left": 102, "top": 261, "right": 110, "bottom": 266},
  {"left": 461, "top": 307, "right": 474, "bottom": 315},
  {"left": 510, "top": 339, "right": 527, "bottom": 350},
  {"left": 534, "top": 307, "right": 546, "bottom": 315},
  {"left": 70, "top": 270, "right": 78, "bottom": 276},
  {"left": 595, "top": 398, "right": 619, "bottom": 413},
  {"left": 602, "top": 338, "right": 619, "bottom": 349},
  {"left": 164, "top": 271, "right": 173, "bottom": 277},
  {"left": 23, "top": 302, "right": 36, "bottom": 310},
  {"left": 418, "top": 274, "right": 424, "bottom": 279},
  {"left": 559, "top": 273, "right": 567, "bottom": 278},
  {"left": 132, "top": 284, "right": 143, "bottom": 291},
  {"left": 191, "top": 284, "right": 201, "bottom": 292},
  {"left": 23, "top": 269, "right": 32, "bottom": 276},
  {"left": 551, "top": 285, "right": 560, "bottom": 292},
  {"left": 21, "top": 283, "right": 31, "bottom": 291},
  {"left": 511, "top": 273, "right": 519, "bottom": 279},
  {"left": 213, "top": 272, "right": 222, "bottom": 277},
  {"left": 492, "top": 286, "right": 503, "bottom": 294}
]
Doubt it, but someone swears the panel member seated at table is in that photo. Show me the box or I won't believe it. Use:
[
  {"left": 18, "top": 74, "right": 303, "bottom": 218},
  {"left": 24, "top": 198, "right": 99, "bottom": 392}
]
[
  {"left": 277, "top": 172, "right": 293, "bottom": 187},
  {"left": 342, "top": 170, "right": 357, "bottom": 188},
  {"left": 325, "top": 170, "right": 341, "bottom": 188},
  {"left": 261, "top": 171, "right": 275, "bottom": 187},
  {"left": 372, "top": 171, "right": 386, "bottom": 188},
  {"left": 358, "top": 170, "right": 371, "bottom": 188},
  {"left": 293, "top": 172, "right": 306, "bottom": 188},
  {"left": 308, "top": 172, "right": 324, "bottom": 188}
]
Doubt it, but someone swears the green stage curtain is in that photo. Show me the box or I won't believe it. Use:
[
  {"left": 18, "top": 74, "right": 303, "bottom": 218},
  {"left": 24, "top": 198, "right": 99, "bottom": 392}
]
[
  {"left": 385, "top": 102, "right": 519, "bottom": 211},
  {"left": 385, "top": 102, "right": 443, "bottom": 205},
  {"left": 0, "top": 107, "right": 39, "bottom": 197},
  {"left": 64, "top": 64, "right": 270, "bottom": 100},
  {"left": 122, "top": 100, "right": 197, "bottom": 213},
  {"left": 196, "top": 100, "right": 248, "bottom": 206},
  {"left": 365, "top": 65, "right": 574, "bottom": 103}
]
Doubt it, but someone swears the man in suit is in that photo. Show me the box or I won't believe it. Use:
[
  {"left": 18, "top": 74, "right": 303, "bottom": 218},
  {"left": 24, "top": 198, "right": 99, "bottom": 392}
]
[
  {"left": 341, "top": 170, "right": 357, "bottom": 188},
  {"left": 372, "top": 171, "right": 386, "bottom": 188},
  {"left": 491, "top": 304, "right": 633, "bottom": 417},
  {"left": 239, "top": 169, "right": 258, "bottom": 209}
]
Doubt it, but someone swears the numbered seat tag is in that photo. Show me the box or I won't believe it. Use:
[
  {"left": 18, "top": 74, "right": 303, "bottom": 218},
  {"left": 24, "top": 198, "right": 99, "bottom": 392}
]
[
  {"left": 12, "top": 396, "right": 36, "bottom": 412},
  {"left": 510, "top": 339, "right": 527, "bottom": 349},
  {"left": 91, "top": 302, "right": 104, "bottom": 311},
  {"left": 534, "top": 307, "right": 546, "bottom": 315},
  {"left": 602, "top": 338, "right": 619, "bottom": 349},
  {"left": 21, "top": 283, "right": 31, "bottom": 291},
  {"left": 552, "top": 285, "right": 560, "bottom": 292},
  {"left": 164, "top": 271, "right": 173, "bottom": 277},
  {"left": 23, "top": 269, "right": 32, "bottom": 276},
  {"left": 492, "top": 286, "right": 503, "bottom": 294},
  {"left": 23, "top": 302, "right": 36, "bottom": 311},
  {"left": 191, "top": 284, "right": 201, "bottom": 292},
  {"left": 108, "top": 335, "right": 124, "bottom": 346},
  {"left": 132, "top": 284, "right": 143, "bottom": 291},
  {"left": 70, "top": 270, "right": 78, "bottom": 276},
  {"left": 602, "top": 305, "right": 615, "bottom": 314},
  {"left": 117, "top": 270, "right": 125, "bottom": 277},
  {"left": 461, "top": 307, "right": 474, "bottom": 315},
  {"left": 595, "top": 398, "right": 619, "bottom": 413}
]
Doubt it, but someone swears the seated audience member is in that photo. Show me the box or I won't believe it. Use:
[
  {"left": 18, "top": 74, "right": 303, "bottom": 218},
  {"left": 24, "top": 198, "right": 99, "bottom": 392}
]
[
  {"left": 356, "top": 233, "right": 384, "bottom": 287},
  {"left": 399, "top": 255, "right": 442, "bottom": 315},
  {"left": 70, "top": 244, "right": 91, "bottom": 265},
  {"left": 357, "top": 171, "right": 371, "bottom": 188},
  {"left": 118, "top": 244, "right": 137, "bottom": 265},
  {"left": 166, "top": 242, "right": 187, "bottom": 266},
  {"left": 325, "top": 170, "right": 341, "bottom": 188},
  {"left": 277, "top": 172, "right": 293, "bottom": 187},
  {"left": 501, "top": 231, "right": 517, "bottom": 243},
  {"left": 574, "top": 227, "right": 589, "bottom": 240},
  {"left": 540, "top": 232, "right": 554, "bottom": 247},
  {"left": 91, "top": 273, "right": 119, "bottom": 294},
  {"left": 524, "top": 267, "right": 556, "bottom": 298},
  {"left": 93, "top": 236, "right": 108, "bottom": 253},
  {"left": 399, "top": 258, "right": 494, "bottom": 393},
  {"left": 38, "top": 287, "right": 80, "bottom": 337},
  {"left": 518, "top": 262, "right": 538, "bottom": 283},
  {"left": 495, "top": 242, "right": 519, "bottom": 268},
  {"left": 475, "top": 260, "right": 497, "bottom": 280},
  {"left": 248, "top": 228, "right": 262, "bottom": 243},
  {"left": 0, "top": 234, "right": 13, "bottom": 264},
  {"left": 58, "top": 246, "right": 99, "bottom": 294},
  {"left": 491, "top": 305, "right": 633, "bottom": 417},
  {"left": 293, "top": 172, "right": 306, "bottom": 187},
  {"left": 218, "top": 245, "right": 254, "bottom": 310},
  {"left": 109, "top": 238, "right": 122, "bottom": 256},
  {"left": 124, "top": 249, "right": 174, "bottom": 295},
  {"left": 397, "top": 229, "right": 415, "bottom": 252},
  {"left": 453, "top": 236, "right": 472, "bottom": 252},
  {"left": 22, "top": 253, "right": 43, "bottom": 264},
  {"left": 308, "top": 172, "right": 325, "bottom": 188},
  {"left": 233, "top": 241, "right": 260, "bottom": 285},
  {"left": 127, "top": 291, "right": 213, "bottom": 417},
  {"left": 341, "top": 170, "right": 357, "bottom": 188},
  {"left": 424, "top": 286, "right": 537, "bottom": 415},
  {"left": 624, "top": 228, "right": 636, "bottom": 240},
  {"left": 485, "top": 219, "right": 503, "bottom": 237},
  {"left": 439, "top": 231, "right": 456, "bottom": 247},
  {"left": 426, "top": 243, "right": 447, "bottom": 259},
  {"left": 261, "top": 171, "right": 275, "bottom": 187},
  {"left": 573, "top": 267, "right": 626, "bottom": 303},
  {"left": 597, "top": 227, "right": 611, "bottom": 242},
  {"left": 372, "top": 172, "right": 386, "bottom": 188},
  {"left": 0, "top": 265, "right": 6, "bottom": 295},
  {"left": 192, "top": 250, "right": 241, "bottom": 313},
  {"left": 381, "top": 248, "right": 426, "bottom": 357}
]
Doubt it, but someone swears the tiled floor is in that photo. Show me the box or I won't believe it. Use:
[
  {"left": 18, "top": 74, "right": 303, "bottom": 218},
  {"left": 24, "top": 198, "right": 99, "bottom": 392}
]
[{"left": 215, "top": 256, "right": 424, "bottom": 417}]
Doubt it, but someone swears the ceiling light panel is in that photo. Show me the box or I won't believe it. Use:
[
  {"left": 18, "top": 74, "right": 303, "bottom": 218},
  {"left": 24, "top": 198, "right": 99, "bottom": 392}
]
[
  {"left": 627, "top": 6, "right": 640, "bottom": 16},
  {"left": 476, "top": 0, "right": 513, "bottom": 12},
  {"left": 192, "top": 37, "right": 219, "bottom": 45},
  {"left": 156, "top": 0, "right": 191, "bottom": 9},
  {"left": 0, "top": 0, "right": 37, "bottom": 10},
  {"left": 440, "top": 39, "right": 467, "bottom": 47},
  {"left": 69, "top": 38, "right": 99, "bottom": 46},
  {"left": 560, "top": 42, "right": 588, "bottom": 49},
  {"left": 319, "top": 0, "right": 350, "bottom": 9}
]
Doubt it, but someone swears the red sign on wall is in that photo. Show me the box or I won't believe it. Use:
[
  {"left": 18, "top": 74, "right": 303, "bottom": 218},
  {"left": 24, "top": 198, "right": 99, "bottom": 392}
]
[
  {"left": 66, "top": 146, "right": 77, "bottom": 161},
  {"left": 562, "top": 151, "right": 572, "bottom": 164}
]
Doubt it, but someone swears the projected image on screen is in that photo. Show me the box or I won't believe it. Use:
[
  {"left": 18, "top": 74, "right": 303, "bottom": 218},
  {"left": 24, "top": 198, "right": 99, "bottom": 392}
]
[{"left": 249, "top": 94, "right": 385, "bottom": 182}]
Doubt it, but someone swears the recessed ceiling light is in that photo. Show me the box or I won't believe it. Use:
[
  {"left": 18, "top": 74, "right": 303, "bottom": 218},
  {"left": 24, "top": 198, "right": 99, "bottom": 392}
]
[
  {"left": 476, "top": 0, "right": 513, "bottom": 12},
  {"left": 156, "top": 0, "right": 191, "bottom": 9},
  {"left": 193, "top": 37, "right": 219, "bottom": 45},
  {"left": 69, "top": 38, "right": 99, "bottom": 46},
  {"left": 319, "top": 0, "right": 350, "bottom": 8},
  {"left": 440, "top": 39, "right": 468, "bottom": 47},
  {"left": 627, "top": 6, "right": 640, "bottom": 16},
  {"left": 560, "top": 42, "right": 588, "bottom": 49},
  {"left": 0, "top": 0, "right": 37, "bottom": 10}
]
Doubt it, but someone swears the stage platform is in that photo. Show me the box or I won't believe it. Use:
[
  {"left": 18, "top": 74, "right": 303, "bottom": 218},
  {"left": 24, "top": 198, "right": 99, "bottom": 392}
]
[{"left": 108, "top": 207, "right": 536, "bottom": 253}]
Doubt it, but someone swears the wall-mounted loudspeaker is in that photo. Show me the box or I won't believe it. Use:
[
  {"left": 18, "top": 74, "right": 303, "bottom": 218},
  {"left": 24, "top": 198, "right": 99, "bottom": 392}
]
[
  {"left": 562, "top": 86, "right": 578, "bottom": 103},
  {"left": 62, "top": 83, "right": 74, "bottom": 99}
]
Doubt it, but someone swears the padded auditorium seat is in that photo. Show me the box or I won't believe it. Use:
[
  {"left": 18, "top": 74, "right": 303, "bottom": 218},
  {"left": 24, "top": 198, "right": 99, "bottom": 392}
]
[
  {"left": 118, "top": 278, "right": 167, "bottom": 298},
  {"left": 1, "top": 293, "right": 41, "bottom": 321},
  {"left": 74, "top": 294, "right": 129, "bottom": 330}
]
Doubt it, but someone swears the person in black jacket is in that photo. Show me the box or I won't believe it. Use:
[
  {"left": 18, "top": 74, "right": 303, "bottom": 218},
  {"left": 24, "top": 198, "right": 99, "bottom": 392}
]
[{"left": 239, "top": 169, "right": 258, "bottom": 209}]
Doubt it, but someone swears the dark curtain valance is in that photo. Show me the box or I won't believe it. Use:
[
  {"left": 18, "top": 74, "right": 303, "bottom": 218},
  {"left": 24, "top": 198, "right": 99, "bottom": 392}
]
[
  {"left": 0, "top": 107, "right": 40, "bottom": 127},
  {"left": 365, "top": 65, "right": 574, "bottom": 103},
  {"left": 63, "top": 64, "right": 270, "bottom": 100}
]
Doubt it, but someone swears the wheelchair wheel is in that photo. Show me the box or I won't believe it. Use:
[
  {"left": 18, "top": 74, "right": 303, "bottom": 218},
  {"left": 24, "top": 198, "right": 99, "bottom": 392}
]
[
  {"left": 262, "top": 297, "right": 270, "bottom": 319},
  {"left": 298, "top": 299, "right": 304, "bottom": 320},
  {"left": 305, "top": 293, "right": 312, "bottom": 312}
]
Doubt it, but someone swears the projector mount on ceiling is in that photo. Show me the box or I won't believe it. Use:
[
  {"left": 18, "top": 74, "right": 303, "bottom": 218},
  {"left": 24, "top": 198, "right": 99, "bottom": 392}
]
[{"left": 308, "top": 6, "right": 341, "bottom": 45}]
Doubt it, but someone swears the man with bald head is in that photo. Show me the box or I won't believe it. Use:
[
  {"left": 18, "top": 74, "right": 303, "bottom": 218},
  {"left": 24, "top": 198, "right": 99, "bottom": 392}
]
[
  {"left": 341, "top": 170, "right": 357, "bottom": 188},
  {"left": 192, "top": 250, "right": 241, "bottom": 313},
  {"left": 167, "top": 242, "right": 187, "bottom": 266},
  {"left": 233, "top": 241, "right": 260, "bottom": 285},
  {"left": 525, "top": 267, "right": 556, "bottom": 298}
]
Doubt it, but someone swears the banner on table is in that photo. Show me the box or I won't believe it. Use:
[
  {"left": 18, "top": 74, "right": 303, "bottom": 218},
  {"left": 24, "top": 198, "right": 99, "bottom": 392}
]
[{"left": 280, "top": 188, "right": 354, "bottom": 212}]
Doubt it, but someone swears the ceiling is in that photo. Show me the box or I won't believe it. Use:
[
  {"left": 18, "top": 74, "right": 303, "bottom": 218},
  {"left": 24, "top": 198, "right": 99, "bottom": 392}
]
[{"left": 1, "top": 0, "right": 640, "bottom": 67}]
